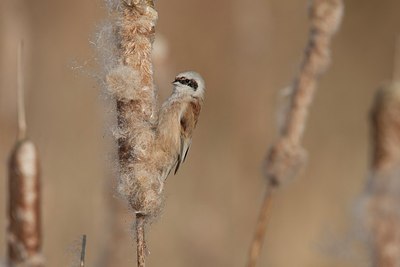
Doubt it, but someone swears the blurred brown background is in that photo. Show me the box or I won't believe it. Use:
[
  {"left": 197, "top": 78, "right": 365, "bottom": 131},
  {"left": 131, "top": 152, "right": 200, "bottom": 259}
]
[{"left": 1, "top": 0, "right": 400, "bottom": 266}]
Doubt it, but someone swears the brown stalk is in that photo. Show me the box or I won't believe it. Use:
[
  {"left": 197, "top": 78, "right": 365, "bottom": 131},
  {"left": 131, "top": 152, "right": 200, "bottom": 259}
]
[
  {"left": 393, "top": 36, "right": 400, "bottom": 82},
  {"left": 135, "top": 215, "right": 146, "bottom": 267},
  {"left": 7, "top": 42, "right": 43, "bottom": 267},
  {"left": 246, "top": 1, "right": 344, "bottom": 266},
  {"left": 246, "top": 189, "right": 274, "bottom": 267},
  {"left": 80, "top": 235, "right": 87, "bottom": 267},
  {"left": 17, "top": 42, "right": 27, "bottom": 141}
]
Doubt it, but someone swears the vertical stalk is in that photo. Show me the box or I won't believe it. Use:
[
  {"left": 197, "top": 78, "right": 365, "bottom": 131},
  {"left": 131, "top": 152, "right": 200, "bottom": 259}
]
[
  {"left": 80, "top": 235, "right": 87, "bottom": 267},
  {"left": 136, "top": 215, "right": 146, "bottom": 267},
  {"left": 246, "top": 1, "right": 344, "bottom": 266}
]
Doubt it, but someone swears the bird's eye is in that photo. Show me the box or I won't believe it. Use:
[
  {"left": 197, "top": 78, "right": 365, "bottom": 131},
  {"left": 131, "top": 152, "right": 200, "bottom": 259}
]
[
  {"left": 174, "top": 77, "right": 198, "bottom": 91},
  {"left": 189, "top": 80, "right": 198, "bottom": 90},
  {"left": 182, "top": 79, "right": 190, "bottom": 86},
  {"left": 184, "top": 79, "right": 198, "bottom": 90}
]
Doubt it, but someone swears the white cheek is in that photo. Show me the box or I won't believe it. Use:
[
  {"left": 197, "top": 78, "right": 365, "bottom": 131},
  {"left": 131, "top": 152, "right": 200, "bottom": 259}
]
[{"left": 194, "top": 88, "right": 205, "bottom": 96}]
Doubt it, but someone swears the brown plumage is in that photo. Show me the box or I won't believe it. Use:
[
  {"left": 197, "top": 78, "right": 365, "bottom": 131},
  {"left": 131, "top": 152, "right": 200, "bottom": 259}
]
[
  {"left": 155, "top": 71, "right": 205, "bottom": 186},
  {"left": 178, "top": 100, "right": 202, "bottom": 170}
]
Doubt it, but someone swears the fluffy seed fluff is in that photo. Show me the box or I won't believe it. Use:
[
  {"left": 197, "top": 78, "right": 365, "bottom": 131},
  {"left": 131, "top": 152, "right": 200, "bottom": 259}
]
[
  {"left": 112, "top": 83, "right": 162, "bottom": 216},
  {"left": 102, "top": 1, "right": 163, "bottom": 218},
  {"left": 106, "top": 65, "right": 143, "bottom": 101}
]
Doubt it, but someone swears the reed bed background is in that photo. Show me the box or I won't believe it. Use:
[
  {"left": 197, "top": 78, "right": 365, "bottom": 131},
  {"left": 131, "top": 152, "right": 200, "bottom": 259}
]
[{"left": 1, "top": 0, "right": 400, "bottom": 266}]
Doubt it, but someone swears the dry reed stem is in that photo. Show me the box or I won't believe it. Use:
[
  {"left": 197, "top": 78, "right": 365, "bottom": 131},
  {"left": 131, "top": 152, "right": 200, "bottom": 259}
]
[
  {"left": 17, "top": 42, "right": 27, "bottom": 141},
  {"left": 136, "top": 215, "right": 146, "bottom": 267},
  {"left": 366, "top": 81, "right": 400, "bottom": 267},
  {"left": 80, "top": 235, "right": 87, "bottom": 267},
  {"left": 246, "top": 1, "right": 344, "bottom": 266},
  {"left": 8, "top": 42, "right": 43, "bottom": 267},
  {"left": 246, "top": 189, "right": 274, "bottom": 267},
  {"left": 393, "top": 36, "right": 400, "bottom": 82}
]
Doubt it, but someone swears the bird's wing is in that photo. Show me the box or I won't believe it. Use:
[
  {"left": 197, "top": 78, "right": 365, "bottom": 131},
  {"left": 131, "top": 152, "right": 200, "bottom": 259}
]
[{"left": 174, "top": 99, "right": 202, "bottom": 174}]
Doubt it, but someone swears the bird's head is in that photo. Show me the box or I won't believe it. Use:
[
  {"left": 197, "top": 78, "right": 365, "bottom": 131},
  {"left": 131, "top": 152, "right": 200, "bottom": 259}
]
[{"left": 172, "top": 71, "right": 205, "bottom": 98}]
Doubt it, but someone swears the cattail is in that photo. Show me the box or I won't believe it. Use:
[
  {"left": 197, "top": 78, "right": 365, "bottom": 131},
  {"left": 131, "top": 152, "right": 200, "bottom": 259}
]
[
  {"left": 102, "top": 1, "right": 159, "bottom": 266},
  {"left": 371, "top": 82, "right": 400, "bottom": 173},
  {"left": 360, "top": 37, "right": 400, "bottom": 267},
  {"left": 364, "top": 82, "right": 400, "bottom": 267},
  {"left": 363, "top": 48, "right": 400, "bottom": 266},
  {"left": 7, "top": 42, "right": 43, "bottom": 267},
  {"left": 246, "top": 1, "right": 344, "bottom": 267},
  {"left": 105, "top": 0, "right": 161, "bottom": 218},
  {"left": 265, "top": 0, "right": 344, "bottom": 187}
]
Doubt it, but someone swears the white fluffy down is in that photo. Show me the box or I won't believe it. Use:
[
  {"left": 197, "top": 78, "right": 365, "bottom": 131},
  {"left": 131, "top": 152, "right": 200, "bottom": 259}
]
[{"left": 106, "top": 65, "right": 142, "bottom": 100}]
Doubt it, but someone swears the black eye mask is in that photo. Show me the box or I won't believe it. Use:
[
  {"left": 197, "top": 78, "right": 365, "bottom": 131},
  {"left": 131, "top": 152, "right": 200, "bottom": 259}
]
[{"left": 174, "top": 77, "right": 198, "bottom": 90}]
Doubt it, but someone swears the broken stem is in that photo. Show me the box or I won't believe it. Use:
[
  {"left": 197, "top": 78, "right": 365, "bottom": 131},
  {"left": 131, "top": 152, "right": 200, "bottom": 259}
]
[{"left": 80, "top": 235, "right": 87, "bottom": 267}]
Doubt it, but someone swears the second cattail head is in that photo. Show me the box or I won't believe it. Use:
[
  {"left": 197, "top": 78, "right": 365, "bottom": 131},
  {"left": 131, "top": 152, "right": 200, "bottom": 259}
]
[{"left": 371, "top": 82, "right": 400, "bottom": 173}]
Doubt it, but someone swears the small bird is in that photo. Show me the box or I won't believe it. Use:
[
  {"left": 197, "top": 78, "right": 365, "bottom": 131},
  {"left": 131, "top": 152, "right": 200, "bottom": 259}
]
[{"left": 155, "top": 71, "right": 205, "bottom": 186}]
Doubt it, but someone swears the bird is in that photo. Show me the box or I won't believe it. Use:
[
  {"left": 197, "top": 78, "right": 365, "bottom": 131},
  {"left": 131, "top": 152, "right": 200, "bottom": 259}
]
[{"left": 155, "top": 71, "right": 205, "bottom": 188}]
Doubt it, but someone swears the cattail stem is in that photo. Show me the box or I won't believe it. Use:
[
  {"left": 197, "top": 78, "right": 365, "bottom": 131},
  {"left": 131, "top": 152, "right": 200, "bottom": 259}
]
[
  {"left": 80, "top": 235, "right": 87, "bottom": 267},
  {"left": 393, "top": 36, "right": 400, "bottom": 82},
  {"left": 246, "top": 188, "right": 274, "bottom": 267},
  {"left": 246, "top": 1, "right": 344, "bottom": 266},
  {"left": 17, "top": 41, "right": 27, "bottom": 141},
  {"left": 136, "top": 215, "right": 146, "bottom": 267}
]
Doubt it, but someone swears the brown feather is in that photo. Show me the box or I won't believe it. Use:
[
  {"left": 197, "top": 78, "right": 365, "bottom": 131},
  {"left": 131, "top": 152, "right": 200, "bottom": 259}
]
[{"left": 174, "top": 98, "right": 202, "bottom": 174}]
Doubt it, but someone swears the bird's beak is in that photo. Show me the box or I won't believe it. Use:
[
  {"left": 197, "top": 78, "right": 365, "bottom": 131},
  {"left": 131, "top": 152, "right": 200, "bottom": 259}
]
[{"left": 172, "top": 78, "right": 179, "bottom": 85}]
